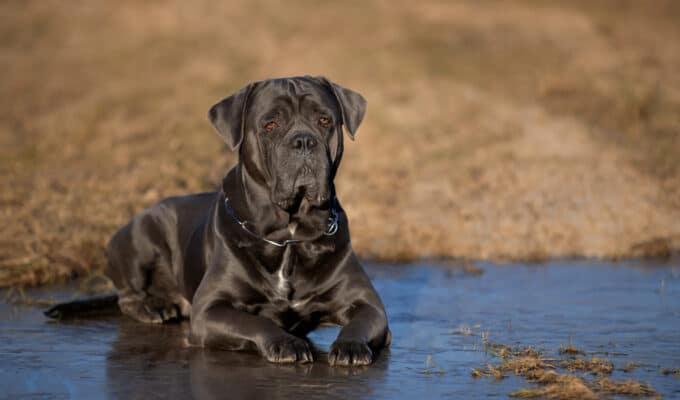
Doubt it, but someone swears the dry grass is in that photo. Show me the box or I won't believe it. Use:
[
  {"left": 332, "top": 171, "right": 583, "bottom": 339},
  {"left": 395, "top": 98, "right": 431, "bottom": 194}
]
[
  {"left": 474, "top": 341, "right": 658, "bottom": 399},
  {"left": 510, "top": 375, "right": 597, "bottom": 400},
  {"left": 593, "top": 378, "right": 657, "bottom": 396},
  {"left": 4, "top": 287, "right": 57, "bottom": 307},
  {"left": 2, "top": 1, "right": 680, "bottom": 286},
  {"left": 621, "top": 362, "right": 642, "bottom": 373},
  {"left": 473, "top": 344, "right": 556, "bottom": 381},
  {"left": 559, "top": 338, "right": 585, "bottom": 356},
  {"left": 422, "top": 354, "right": 446, "bottom": 375},
  {"left": 561, "top": 357, "right": 614, "bottom": 376}
]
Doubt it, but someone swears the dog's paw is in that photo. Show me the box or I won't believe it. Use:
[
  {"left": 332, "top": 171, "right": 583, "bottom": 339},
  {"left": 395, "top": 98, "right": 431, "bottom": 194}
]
[
  {"left": 261, "top": 334, "right": 313, "bottom": 364},
  {"left": 328, "top": 340, "right": 373, "bottom": 366},
  {"left": 120, "top": 295, "right": 189, "bottom": 324}
]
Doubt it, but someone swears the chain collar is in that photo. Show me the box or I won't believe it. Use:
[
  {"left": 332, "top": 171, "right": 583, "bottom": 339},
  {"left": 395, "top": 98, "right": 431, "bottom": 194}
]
[{"left": 223, "top": 197, "right": 339, "bottom": 247}]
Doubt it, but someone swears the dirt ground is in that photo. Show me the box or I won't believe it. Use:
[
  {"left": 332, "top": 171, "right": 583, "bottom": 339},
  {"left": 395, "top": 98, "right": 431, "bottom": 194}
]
[{"left": 1, "top": 1, "right": 679, "bottom": 287}]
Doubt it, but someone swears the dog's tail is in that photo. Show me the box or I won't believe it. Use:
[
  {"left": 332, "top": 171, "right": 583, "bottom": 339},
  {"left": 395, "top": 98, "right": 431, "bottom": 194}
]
[{"left": 44, "top": 294, "right": 120, "bottom": 319}]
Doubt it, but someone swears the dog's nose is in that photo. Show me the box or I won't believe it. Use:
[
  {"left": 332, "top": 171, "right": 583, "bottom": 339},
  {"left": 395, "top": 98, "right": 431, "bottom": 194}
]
[{"left": 291, "top": 133, "right": 317, "bottom": 153}]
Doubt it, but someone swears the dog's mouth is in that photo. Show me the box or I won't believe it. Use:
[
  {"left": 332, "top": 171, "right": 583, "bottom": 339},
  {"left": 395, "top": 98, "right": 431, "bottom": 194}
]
[
  {"left": 272, "top": 165, "right": 331, "bottom": 214},
  {"left": 274, "top": 183, "right": 330, "bottom": 213}
]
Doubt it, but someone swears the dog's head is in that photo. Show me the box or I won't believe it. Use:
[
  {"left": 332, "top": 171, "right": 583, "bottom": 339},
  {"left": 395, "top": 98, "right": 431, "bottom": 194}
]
[{"left": 209, "top": 76, "right": 366, "bottom": 214}]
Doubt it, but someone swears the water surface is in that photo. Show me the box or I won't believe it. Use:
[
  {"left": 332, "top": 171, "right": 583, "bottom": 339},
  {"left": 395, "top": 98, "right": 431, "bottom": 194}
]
[{"left": 1, "top": 260, "right": 679, "bottom": 399}]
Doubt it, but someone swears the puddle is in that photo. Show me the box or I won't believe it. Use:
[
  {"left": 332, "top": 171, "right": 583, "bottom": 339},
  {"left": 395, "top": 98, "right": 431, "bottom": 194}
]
[{"left": 1, "top": 260, "right": 679, "bottom": 399}]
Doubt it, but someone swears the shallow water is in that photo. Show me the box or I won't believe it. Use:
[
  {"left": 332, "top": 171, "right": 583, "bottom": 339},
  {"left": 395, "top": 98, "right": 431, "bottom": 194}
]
[{"left": 1, "top": 260, "right": 679, "bottom": 399}]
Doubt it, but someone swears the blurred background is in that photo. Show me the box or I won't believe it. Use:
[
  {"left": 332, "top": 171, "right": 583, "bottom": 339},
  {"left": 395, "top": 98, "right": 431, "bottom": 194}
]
[{"left": 1, "top": 0, "right": 679, "bottom": 287}]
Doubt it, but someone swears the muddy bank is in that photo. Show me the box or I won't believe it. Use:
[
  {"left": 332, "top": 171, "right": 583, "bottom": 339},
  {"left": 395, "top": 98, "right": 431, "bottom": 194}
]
[
  {"left": 2, "top": 261, "right": 679, "bottom": 399},
  {"left": 1, "top": 1, "right": 680, "bottom": 286}
]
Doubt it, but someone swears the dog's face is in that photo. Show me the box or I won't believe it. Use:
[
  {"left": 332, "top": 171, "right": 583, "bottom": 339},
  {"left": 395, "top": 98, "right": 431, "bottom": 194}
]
[
  {"left": 244, "top": 78, "right": 341, "bottom": 211},
  {"left": 209, "top": 76, "right": 366, "bottom": 214}
]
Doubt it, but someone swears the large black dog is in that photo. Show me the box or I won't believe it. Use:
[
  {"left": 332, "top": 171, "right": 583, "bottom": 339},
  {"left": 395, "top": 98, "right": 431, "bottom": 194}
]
[{"left": 104, "top": 76, "right": 390, "bottom": 366}]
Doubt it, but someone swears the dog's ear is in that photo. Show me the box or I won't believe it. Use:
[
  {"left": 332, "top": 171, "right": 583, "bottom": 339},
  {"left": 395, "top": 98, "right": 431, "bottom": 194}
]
[
  {"left": 208, "top": 83, "right": 256, "bottom": 150},
  {"left": 317, "top": 77, "right": 367, "bottom": 140}
]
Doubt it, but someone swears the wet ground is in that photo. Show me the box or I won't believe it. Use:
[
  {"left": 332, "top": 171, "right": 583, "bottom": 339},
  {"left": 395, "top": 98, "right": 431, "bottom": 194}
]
[{"left": 1, "top": 260, "right": 679, "bottom": 399}]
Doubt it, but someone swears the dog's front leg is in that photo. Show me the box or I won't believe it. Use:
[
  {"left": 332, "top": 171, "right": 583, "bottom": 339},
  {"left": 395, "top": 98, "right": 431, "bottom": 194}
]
[
  {"left": 190, "top": 304, "right": 313, "bottom": 364},
  {"left": 329, "top": 302, "right": 391, "bottom": 366}
]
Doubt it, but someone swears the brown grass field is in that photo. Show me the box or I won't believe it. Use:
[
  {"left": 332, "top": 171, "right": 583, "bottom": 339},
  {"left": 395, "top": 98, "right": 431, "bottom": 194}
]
[{"left": 1, "top": 1, "right": 679, "bottom": 287}]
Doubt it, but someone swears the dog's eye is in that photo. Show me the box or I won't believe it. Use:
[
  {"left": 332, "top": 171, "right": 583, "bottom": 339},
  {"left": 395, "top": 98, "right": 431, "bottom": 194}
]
[
  {"left": 263, "top": 121, "right": 278, "bottom": 132},
  {"left": 318, "top": 117, "right": 331, "bottom": 128}
]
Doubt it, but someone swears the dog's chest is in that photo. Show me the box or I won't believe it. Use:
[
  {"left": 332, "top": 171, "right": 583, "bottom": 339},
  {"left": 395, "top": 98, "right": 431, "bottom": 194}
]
[
  {"left": 266, "top": 245, "right": 298, "bottom": 302},
  {"left": 248, "top": 246, "right": 335, "bottom": 334},
  {"left": 273, "top": 264, "right": 293, "bottom": 300},
  {"left": 264, "top": 246, "right": 322, "bottom": 313}
]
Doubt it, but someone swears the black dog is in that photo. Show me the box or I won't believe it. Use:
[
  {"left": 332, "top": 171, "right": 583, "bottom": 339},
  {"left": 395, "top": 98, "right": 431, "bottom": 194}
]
[{"left": 104, "top": 76, "right": 390, "bottom": 366}]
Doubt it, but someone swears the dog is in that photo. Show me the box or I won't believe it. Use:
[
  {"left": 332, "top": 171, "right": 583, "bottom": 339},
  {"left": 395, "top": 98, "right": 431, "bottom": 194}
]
[{"left": 104, "top": 76, "right": 390, "bottom": 366}]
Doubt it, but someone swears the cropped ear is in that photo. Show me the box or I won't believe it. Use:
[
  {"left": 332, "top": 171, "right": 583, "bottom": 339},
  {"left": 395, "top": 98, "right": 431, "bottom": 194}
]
[
  {"left": 316, "top": 77, "right": 367, "bottom": 140},
  {"left": 208, "top": 83, "right": 256, "bottom": 150}
]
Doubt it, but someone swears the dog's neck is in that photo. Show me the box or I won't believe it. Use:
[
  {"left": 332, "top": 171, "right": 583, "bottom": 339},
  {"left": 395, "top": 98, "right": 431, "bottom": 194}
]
[{"left": 220, "top": 164, "right": 336, "bottom": 244}]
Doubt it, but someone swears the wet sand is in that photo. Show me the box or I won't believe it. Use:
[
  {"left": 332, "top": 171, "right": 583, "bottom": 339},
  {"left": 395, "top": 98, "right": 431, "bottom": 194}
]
[{"left": 1, "top": 261, "right": 679, "bottom": 399}]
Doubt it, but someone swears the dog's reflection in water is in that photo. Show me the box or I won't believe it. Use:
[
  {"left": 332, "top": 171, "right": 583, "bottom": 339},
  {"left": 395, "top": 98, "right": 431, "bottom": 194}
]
[{"left": 106, "top": 319, "right": 388, "bottom": 400}]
